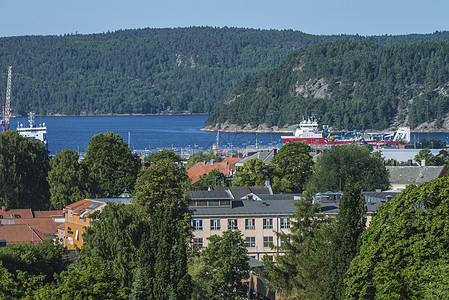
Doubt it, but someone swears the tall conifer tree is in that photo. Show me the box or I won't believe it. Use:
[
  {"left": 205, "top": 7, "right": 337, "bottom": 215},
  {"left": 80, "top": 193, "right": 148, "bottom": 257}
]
[{"left": 325, "top": 182, "right": 366, "bottom": 299}]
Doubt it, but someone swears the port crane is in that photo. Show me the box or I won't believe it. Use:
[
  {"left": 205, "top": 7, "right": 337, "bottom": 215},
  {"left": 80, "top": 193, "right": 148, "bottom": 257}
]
[{"left": 1, "top": 66, "right": 12, "bottom": 133}]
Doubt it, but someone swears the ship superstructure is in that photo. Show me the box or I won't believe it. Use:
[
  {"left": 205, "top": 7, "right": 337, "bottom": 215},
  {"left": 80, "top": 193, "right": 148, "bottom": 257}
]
[
  {"left": 16, "top": 112, "right": 47, "bottom": 145},
  {"left": 281, "top": 119, "right": 410, "bottom": 147}
]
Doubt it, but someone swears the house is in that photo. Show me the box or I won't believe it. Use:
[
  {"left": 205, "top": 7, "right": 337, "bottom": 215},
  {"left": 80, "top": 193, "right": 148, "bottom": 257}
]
[
  {"left": 187, "top": 158, "right": 241, "bottom": 183},
  {"left": 64, "top": 197, "right": 132, "bottom": 250},
  {"left": 387, "top": 165, "right": 448, "bottom": 190},
  {"left": 0, "top": 224, "right": 49, "bottom": 245},
  {"left": 0, "top": 206, "right": 64, "bottom": 245}
]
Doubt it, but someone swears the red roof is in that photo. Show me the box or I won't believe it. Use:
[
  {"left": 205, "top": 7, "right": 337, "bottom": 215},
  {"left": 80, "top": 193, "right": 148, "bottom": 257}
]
[
  {"left": 0, "top": 224, "right": 49, "bottom": 244},
  {"left": 33, "top": 210, "right": 63, "bottom": 218},
  {"left": 66, "top": 199, "right": 105, "bottom": 218},
  {"left": 187, "top": 159, "right": 241, "bottom": 183},
  {"left": 0, "top": 208, "right": 33, "bottom": 219},
  {"left": 13, "top": 218, "right": 59, "bottom": 235}
]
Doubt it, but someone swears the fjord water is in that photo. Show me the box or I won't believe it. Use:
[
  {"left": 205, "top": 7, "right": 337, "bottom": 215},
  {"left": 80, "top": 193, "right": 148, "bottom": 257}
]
[
  {"left": 10, "top": 115, "right": 449, "bottom": 156},
  {"left": 11, "top": 115, "right": 285, "bottom": 155}
]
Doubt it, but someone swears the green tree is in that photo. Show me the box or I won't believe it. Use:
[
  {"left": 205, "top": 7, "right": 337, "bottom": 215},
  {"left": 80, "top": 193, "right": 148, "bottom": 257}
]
[
  {"left": 269, "top": 142, "right": 314, "bottom": 193},
  {"left": 201, "top": 230, "right": 249, "bottom": 299},
  {"left": 0, "top": 130, "right": 50, "bottom": 210},
  {"left": 82, "top": 132, "right": 141, "bottom": 197},
  {"left": 232, "top": 158, "right": 273, "bottom": 187},
  {"left": 308, "top": 144, "right": 390, "bottom": 192},
  {"left": 34, "top": 260, "right": 128, "bottom": 300},
  {"left": 81, "top": 203, "right": 147, "bottom": 290},
  {"left": 190, "top": 169, "right": 229, "bottom": 190},
  {"left": 345, "top": 176, "right": 449, "bottom": 299},
  {"left": 143, "top": 149, "right": 183, "bottom": 166},
  {"left": 325, "top": 182, "right": 366, "bottom": 300},
  {"left": 133, "top": 158, "right": 192, "bottom": 299},
  {"left": 186, "top": 150, "right": 222, "bottom": 169},
  {"left": 47, "top": 149, "right": 89, "bottom": 209},
  {"left": 0, "top": 241, "right": 68, "bottom": 299},
  {"left": 265, "top": 189, "right": 332, "bottom": 299}
]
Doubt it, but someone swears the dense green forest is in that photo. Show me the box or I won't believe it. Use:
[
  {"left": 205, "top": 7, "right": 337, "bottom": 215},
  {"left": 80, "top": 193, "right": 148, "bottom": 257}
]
[
  {"left": 1, "top": 27, "right": 449, "bottom": 117},
  {"left": 206, "top": 39, "right": 449, "bottom": 130}
]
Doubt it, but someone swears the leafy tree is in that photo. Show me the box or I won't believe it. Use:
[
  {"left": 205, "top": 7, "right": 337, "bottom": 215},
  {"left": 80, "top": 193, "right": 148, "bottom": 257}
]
[
  {"left": 81, "top": 203, "right": 147, "bottom": 290},
  {"left": 186, "top": 150, "right": 222, "bottom": 169},
  {"left": 307, "top": 144, "right": 389, "bottom": 192},
  {"left": 265, "top": 189, "right": 332, "bottom": 299},
  {"left": 325, "top": 182, "right": 366, "bottom": 300},
  {"left": 269, "top": 142, "right": 314, "bottom": 193},
  {"left": 414, "top": 148, "right": 447, "bottom": 166},
  {"left": 82, "top": 132, "right": 141, "bottom": 197},
  {"left": 232, "top": 158, "right": 273, "bottom": 187},
  {"left": 200, "top": 230, "right": 249, "bottom": 299},
  {"left": 143, "top": 149, "right": 183, "bottom": 166},
  {"left": 47, "top": 149, "right": 89, "bottom": 209},
  {"left": 34, "top": 260, "right": 128, "bottom": 300},
  {"left": 190, "top": 169, "right": 230, "bottom": 190},
  {"left": 0, "top": 130, "right": 50, "bottom": 210},
  {"left": 133, "top": 158, "right": 192, "bottom": 299},
  {"left": 345, "top": 176, "right": 449, "bottom": 299},
  {"left": 0, "top": 241, "right": 68, "bottom": 299},
  {"left": 415, "top": 138, "right": 446, "bottom": 149}
]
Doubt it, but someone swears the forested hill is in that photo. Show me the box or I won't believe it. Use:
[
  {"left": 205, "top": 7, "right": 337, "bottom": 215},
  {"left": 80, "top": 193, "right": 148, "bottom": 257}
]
[
  {"left": 206, "top": 40, "right": 449, "bottom": 131},
  {"left": 1, "top": 27, "right": 449, "bottom": 116}
]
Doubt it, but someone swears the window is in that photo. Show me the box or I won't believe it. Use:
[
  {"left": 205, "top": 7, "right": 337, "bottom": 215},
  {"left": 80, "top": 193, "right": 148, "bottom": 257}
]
[
  {"left": 228, "top": 219, "right": 238, "bottom": 230},
  {"left": 193, "top": 220, "right": 203, "bottom": 231},
  {"left": 263, "top": 236, "right": 273, "bottom": 248},
  {"left": 88, "top": 204, "right": 99, "bottom": 209},
  {"left": 263, "top": 218, "right": 273, "bottom": 229},
  {"left": 192, "top": 238, "right": 203, "bottom": 248},
  {"left": 281, "top": 237, "right": 291, "bottom": 246},
  {"left": 245, "top": 218, "right": 255, "bottom": 230},
  {"left": 280, "top": 218, "right": 290, "bottom": 229},
  {"left": 245, "top": 236, "right": 256, "bottom": 248},
  {"left": 210, "top": 219, "right": 221, "bottom": 230}
]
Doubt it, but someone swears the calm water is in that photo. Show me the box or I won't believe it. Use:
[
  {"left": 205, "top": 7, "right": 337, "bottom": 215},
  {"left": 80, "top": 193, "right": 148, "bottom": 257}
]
[
  {"left": 10, "top": 115, "right": 285, "bottom": 155},
  {"left": 9, "top": 115, "right": 449, "bottom": 156}
]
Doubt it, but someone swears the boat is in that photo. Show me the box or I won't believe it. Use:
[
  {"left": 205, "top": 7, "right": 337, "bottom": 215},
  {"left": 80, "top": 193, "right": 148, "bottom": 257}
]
[
  {"left": 16, "top": 112, "right": 47, "bottom": 145},
  {"left": 281, "top": 119, "right": 410, "bottom": 147}
]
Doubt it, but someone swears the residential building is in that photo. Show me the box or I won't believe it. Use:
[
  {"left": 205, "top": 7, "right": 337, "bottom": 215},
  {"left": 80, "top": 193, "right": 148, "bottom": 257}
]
[
  {"left": 387, "top": 165, "right": 448, "bottom": 190},
  {"left": 187, "top": 158, "right": 241, "bottom": 183},
  {"left": 190, "top": 189, "right": 395, "bottom": 261},
  {"left": 64, "top": 197, "right": 132, "bottom": 250},
  {"left": 189, "top": 190, "right": 298, "bottom": 261},
  {"left": 0, "top": 206, "right": 64, "bottom": 245}
]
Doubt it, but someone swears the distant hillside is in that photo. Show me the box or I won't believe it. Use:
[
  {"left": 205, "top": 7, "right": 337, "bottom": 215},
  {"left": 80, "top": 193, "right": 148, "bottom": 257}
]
[
  {"left": 1, "top": 27, "right": 449, "bottom": 116},
  {"left": 206, "top": 40, "right": 449, "bottom": 131}
]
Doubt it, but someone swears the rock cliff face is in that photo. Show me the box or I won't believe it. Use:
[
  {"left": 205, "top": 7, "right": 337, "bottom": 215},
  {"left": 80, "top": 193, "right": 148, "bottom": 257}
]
[{"left": 206, "top": 40, "right": 449, "bottom": 132}]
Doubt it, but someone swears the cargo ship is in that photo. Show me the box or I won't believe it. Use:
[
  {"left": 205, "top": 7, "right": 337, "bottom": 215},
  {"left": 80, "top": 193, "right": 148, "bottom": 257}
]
[{"left": 281, "top": 119, "right": 410, "bottom": 147}]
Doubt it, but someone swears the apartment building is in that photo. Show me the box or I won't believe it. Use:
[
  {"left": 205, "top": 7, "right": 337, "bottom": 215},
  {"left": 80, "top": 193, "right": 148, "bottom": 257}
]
[{"left": 189, "top": 190, "right": 299, "bottom": 260}]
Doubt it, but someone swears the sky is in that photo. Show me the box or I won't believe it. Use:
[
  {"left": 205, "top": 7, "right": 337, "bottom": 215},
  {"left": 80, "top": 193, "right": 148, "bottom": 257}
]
[{"left": 1, "top": 0, "right": 448, "bottom": 37}]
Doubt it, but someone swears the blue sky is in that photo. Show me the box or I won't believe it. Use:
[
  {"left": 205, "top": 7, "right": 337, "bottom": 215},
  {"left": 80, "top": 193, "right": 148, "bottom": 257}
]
[{"left": 1, "top": 0, "right": 448, "bottom": 37}]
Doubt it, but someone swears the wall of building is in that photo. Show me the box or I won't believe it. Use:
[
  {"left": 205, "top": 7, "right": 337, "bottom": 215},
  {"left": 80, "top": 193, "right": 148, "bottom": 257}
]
[{"left": 192, "top": 215, "right": 291, "bottom": 260}]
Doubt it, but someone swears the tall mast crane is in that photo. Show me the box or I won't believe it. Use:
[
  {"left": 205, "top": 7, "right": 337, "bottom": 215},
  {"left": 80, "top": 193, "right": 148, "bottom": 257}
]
[{"left": 2, "top": 66, "right": 12, "bottom": 133}]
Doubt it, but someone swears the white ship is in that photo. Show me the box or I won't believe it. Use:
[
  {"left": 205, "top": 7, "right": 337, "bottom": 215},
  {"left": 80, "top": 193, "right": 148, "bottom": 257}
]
[{"left": 16, "top": 112, "right": 47, "bottom": 145}]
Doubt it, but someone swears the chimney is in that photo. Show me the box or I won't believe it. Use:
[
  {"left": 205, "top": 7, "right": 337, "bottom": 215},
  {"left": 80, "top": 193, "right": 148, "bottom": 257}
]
[
  {"left": 203, "top": 161, "right": 206, "bottom": 165},
  {"left": 408, "top": 159, "right": 413, "bottom": 166},
  {"left": 210, "top": 159, "right": 215, "bottom": 165},
  {"left": 247, "top": 194, "right": 253, "bottom": 201},
  {"left": 386, "top": 195, "right": 393, "bottom": 202},
  {"left": 225, "top": 161, "right": 229, "bottom": 166},
  {"left": 273, "top": 148, "right": 278, "bottom": 155},
  {"left": 422, "top": 159, "right": 426, "bottom": 167},
  {"left": 391, "top": 160, "right": 396, "bottom": 166},
  {"left": 1, "top": 206, "right": 5, "bottom": 212}
]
